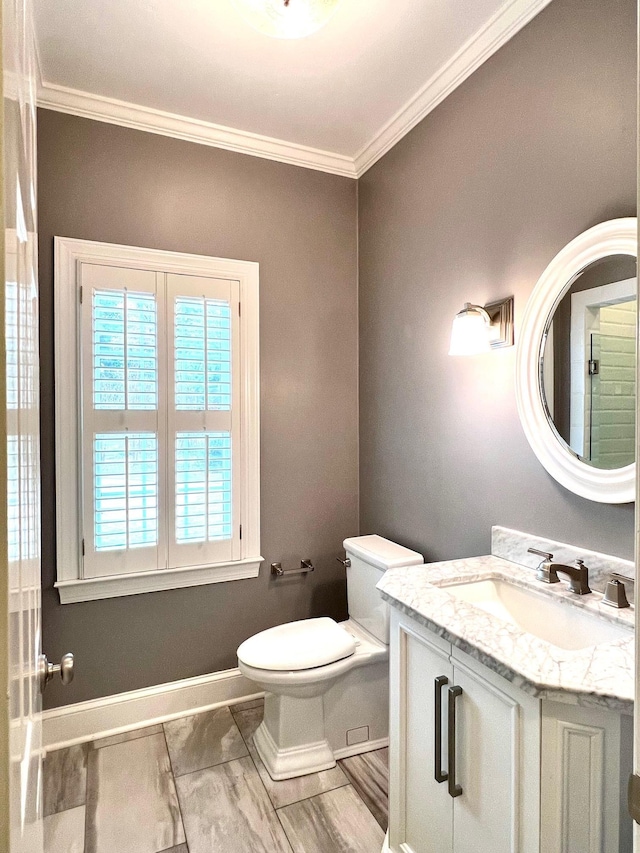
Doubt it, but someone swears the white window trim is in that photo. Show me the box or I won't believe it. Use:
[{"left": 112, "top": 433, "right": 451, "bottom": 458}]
[{"left": 54, "top": 237, "right": 262, "bottom": 603}]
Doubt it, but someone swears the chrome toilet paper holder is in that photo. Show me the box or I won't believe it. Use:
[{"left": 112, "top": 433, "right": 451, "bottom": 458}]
[{"left": 271, "top": 559, "right": 315, "bottom": 578}]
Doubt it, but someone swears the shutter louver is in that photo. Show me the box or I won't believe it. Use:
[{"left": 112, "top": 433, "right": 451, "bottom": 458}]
[
  {"left": 174, "top": 296, "right": 232, "bottom": 411},
  {"left": 175, "top": 432, "right": 232, "bottom": 544},
  {"left": 93, "top": 289, "right": 157, "bottom": 410},
  {"left": 94, "top": 433, "right": 159, "bottom": 551}
]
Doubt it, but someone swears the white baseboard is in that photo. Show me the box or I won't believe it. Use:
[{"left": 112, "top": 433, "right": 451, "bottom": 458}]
[
  {"left": 333, "top": 737, "right": 389, "bottom": 761},
  {"left": 42, "top": 668, "right": 262, "bottom": 753}
]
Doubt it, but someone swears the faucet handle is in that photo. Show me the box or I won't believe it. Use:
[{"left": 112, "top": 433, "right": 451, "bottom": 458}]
[
  {"left": 527, "top": 548, "right": 553, "bottom": 561},
  {"left": 603, "top": 577, "right": 631, "bottom": 609},
  {"left": 611, "top": 571, "right": 635, "bottom": 585},
  {"left": 527, "top": 548, "right": 560, "bottom": 584}
]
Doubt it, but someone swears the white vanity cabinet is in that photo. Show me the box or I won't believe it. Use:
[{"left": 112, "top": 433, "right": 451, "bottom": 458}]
[
  {"left": 388, "top": 607, "right": 540, "bottom": 853},
  {"left": 387, "top": 607, "right": 632, "bottom": 853}
]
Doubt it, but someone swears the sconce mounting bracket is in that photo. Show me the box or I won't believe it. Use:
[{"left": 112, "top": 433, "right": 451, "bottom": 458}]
[{"left": 485, "top": 296, "right": 514, "bottom": 349}]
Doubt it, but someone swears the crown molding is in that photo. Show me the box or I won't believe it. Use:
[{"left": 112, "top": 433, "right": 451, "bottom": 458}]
[
  {"left": 353, "top": 0, "right": 554, "bottom": 176},
  {"left": 37, "top": 80, "right": 358, "bottom": 178},
  {"left": 36, "top": 0, "right": 550, "bottom": 180}
]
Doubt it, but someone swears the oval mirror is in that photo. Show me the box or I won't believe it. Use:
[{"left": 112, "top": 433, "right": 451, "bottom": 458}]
[{"left": 516, "top": 218, "right": 637, "bottom": 503}]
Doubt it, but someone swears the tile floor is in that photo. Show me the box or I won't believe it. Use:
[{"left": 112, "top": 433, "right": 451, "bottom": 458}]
[{"left": 43, "top": 698, "right": 388, "bottom": 853}]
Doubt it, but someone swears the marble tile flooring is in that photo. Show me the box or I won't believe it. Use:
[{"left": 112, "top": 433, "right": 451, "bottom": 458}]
[{"left": 43, "top": 698, "right": 388, "bottom": 853}]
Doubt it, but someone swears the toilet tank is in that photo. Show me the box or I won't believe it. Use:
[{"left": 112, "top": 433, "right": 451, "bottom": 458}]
[{"left": 344, "top": 535, "right": 423, "bottom": 643}]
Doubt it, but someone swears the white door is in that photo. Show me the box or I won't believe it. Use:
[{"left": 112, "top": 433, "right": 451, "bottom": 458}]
[
  {"left": 633, "top": 8, "right": 640, "bottom": 846},
  {"left": 3, "top": 0, "right": 44, "bottom": 849},
  {"left": 635, "top": 319, "right": 640, "bottom": 851},
  {"left": 635, "top": 21, "right": 640, "bottom": 845},
  {"left": 631, "top": 574, "right": 639, "bottom": 853}
]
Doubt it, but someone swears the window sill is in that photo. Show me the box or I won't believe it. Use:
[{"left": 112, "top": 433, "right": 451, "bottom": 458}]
[{"left": 55, "top": 557, "right": 264, "bottom": 603}]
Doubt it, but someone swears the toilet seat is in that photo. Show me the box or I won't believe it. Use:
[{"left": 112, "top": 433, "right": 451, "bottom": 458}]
[{"left": 237, "top": 617, "right": 356, "bottom": 671}]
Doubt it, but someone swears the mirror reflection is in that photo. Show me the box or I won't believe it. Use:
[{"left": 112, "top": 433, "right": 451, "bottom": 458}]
[{"left": 541, "top": 254, "right": 637, "bottom": 469}]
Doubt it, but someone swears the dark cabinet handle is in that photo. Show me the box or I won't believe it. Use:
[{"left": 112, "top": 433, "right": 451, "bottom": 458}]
[
  {"left": 434, "top": 676, "right": 449, "bottom": 783},
  {"left": 447, "top": 685, "right": 463, "bottom": 798}
]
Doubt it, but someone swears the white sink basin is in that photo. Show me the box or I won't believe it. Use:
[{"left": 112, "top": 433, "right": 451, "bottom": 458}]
[{"left": 444, "top": 578, "right": 631, "bottom": 651}]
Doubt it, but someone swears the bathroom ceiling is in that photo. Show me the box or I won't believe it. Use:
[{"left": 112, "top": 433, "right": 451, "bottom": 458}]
[{"left": 34, "top": 0, "right": 552, "bottom": 176}]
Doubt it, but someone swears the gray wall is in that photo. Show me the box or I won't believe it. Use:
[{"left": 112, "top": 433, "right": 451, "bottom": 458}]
[
  {"left": 358, "top": 0, "right": 636, "bottom": 562},
  {"left": 38, "top": 110, "right": 358, "bottom": 708}
]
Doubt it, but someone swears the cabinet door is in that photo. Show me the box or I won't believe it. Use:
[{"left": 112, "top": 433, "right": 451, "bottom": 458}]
[
  {"left": 389, "top": 611, "right": 453, "bottom": 853},
  {"left": 540, "top": 700, "right": 632, "bottom": 853},
  {"left": 451, "top": 656, "right": 538, "bottom": 853}
]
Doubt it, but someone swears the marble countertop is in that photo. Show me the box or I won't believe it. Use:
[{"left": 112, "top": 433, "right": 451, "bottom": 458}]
[{"left": 377, "top": 554, "right": 635, "bottom": 712}]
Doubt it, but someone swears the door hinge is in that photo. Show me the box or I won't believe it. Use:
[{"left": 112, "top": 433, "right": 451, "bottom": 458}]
[
  {"left": 239, "top": 301, "right": 241, "bottom": 317},
  {"left": 629, "top": 774, "right": 640, "bottom": 824},
  {"left": 588, "top": 359, "right": 599, "bottom": 375},
  {"left": 82, "top": 538, "right": 85, "bottom": 556},
  {"left": 79, "top": 286, "right": 83, "bottom": 304},
  {"left": 239, "top": 524, "right": 243, "bottom": 540}
]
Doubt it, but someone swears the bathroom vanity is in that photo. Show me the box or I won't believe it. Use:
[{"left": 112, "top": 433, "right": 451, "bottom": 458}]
[{"left": 379, "top": 529, "right": 634, "bottom": 853}]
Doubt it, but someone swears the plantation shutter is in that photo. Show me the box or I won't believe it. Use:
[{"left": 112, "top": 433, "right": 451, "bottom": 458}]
[
  {"left": 166, "top": 273, "right": 241, "bottom": 569},
  {"left": 79, "top": 263, "right": 241, "bottom": 580},
  {"left": 80, "top": 263, "right": 164, "bottom": 578}
]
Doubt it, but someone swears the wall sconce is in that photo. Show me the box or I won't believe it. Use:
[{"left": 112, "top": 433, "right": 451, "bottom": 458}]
[{"left": 449, "top": 296, "right": 514, "bottom": 355}]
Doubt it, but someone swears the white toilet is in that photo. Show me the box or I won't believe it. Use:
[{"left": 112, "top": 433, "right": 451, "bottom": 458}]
[{"left": 237, "top": 534, "right": 423, "bottom": 780}]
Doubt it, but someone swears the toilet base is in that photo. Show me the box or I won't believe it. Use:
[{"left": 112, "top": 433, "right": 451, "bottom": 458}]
[
  {"left": 253, "top": 693, "right": 337, "bottom": 780},
  {"left": 254, "top": 720, "right": 336, "bottom": 780}
]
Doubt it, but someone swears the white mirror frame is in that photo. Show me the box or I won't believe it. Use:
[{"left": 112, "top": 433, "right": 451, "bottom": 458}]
[{"left": 516, "top": 217, "right": 637, "bottom": 504}]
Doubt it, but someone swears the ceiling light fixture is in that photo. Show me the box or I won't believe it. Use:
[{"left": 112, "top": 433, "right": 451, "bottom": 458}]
[
  {"left": 231, "top": 0, "right": 341, "bottom": 39},
  {"left": 449, "top": 297, "right": 514, "bottom": 356}
]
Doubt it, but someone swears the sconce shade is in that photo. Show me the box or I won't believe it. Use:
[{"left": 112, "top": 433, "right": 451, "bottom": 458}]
[
  {"left": 449, "top": 303, "right": 491, "bottom": 355},
  {"left": 231, "top": 0, "right": 341, "bottom": 39}
]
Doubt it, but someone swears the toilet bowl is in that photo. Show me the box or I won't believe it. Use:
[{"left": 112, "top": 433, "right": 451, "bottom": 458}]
[{"left": 237, "top": 534, "right": 423, "bottom": 781}]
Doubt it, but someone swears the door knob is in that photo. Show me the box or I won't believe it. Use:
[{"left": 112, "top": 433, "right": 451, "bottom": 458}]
[{"left": 38, "top": 653, "right": 74, "bottom": 692}]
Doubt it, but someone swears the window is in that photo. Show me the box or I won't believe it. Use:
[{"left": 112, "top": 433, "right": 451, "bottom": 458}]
[{"left": 54, "top": 238, "right": 261, "bottom": 603}]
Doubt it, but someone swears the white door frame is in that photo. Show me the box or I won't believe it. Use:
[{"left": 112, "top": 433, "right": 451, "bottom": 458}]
[
  {"left": 2, "top": 0, "right": 44, "bottom": 850},
  {"left": 634, "top": 4, "right": 640, "bottom": 840}
]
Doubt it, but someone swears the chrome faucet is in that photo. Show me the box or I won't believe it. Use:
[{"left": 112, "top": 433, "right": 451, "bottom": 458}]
[{"left": 527, "top": 548, "right": 592, "bottom": 595}]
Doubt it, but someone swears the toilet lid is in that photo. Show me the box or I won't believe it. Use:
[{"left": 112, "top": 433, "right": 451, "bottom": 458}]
[{"left": 237, "top": 618, "right": 356, "bottom": 671}]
